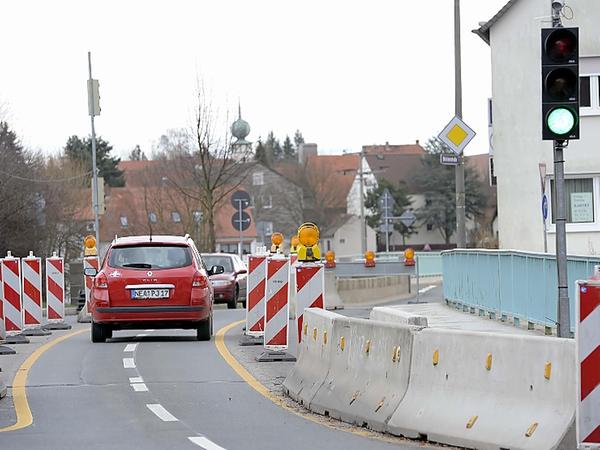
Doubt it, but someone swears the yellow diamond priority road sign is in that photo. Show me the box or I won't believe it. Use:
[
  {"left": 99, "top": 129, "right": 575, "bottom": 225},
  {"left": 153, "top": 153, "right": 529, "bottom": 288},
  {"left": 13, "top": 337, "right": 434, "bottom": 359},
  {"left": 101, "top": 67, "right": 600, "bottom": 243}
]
[{"left": 438, "top": 116, "right": 476, "bottom": 155}]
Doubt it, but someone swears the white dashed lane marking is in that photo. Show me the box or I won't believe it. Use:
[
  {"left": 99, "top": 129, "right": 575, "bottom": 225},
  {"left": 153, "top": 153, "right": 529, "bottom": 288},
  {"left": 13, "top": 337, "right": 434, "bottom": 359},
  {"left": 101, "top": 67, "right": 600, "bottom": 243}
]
[
  {"left": 124, "top": 343, "right": 138, "bottom": 352},
  {"left": 129, "top": 376, "right": 143, "bottom": 383},
  {"left": 188, "top": 436, "right": 227, "bottom": 450},
  {"left": 123, "top": 358, "right": 136, "bottom": 369},
  {"left": 146, "top": 404, "right": 178, "bottom": 422},
  {"left": 131, "top": 383, "right": 148, "bottom": 392}
]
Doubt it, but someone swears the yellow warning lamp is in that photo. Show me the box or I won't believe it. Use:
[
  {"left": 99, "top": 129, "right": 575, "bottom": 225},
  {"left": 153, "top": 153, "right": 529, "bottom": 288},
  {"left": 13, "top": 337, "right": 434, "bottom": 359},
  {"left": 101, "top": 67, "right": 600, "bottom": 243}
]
[
  {"left": 271, "top": 232, "right": 284, "bottom": 254},
  {"left": 364, "top": 250, "right": 376, "bottom": 268},
  {"left": 297, "top": 222, "right": 321, "bottom": 262},
  {"left": 84, "top": 235, "right": 98, "bottom": 257},
  {"left": 404, "top": 247, "right": 415, "bottom": 266},
  {"left": 290, "top": 235, "right": 300, "bottom": 254},
  {"left": 324, "top": 250, "right": 336, "bottom": 269}
]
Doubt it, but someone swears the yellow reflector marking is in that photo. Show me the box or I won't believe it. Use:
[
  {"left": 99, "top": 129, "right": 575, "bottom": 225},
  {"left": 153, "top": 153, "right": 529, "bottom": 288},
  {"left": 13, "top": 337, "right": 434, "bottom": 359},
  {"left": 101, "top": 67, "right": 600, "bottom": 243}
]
[
  {"left": 526, "top": 422, "right": 539, "bottom": 437},
  {"left": 544, "top": 362, "right": 552, "bottom": 380},
  {"left": 433, "top": 349, "right": 439, "bottom": 366},
  {"left": 486, "top": 353, "right": 493, "bottom": 371},
  {"left": 340, "top": 336, "right": 345, "bottom": 351},
  {"left": 323, "top": 331, "right": 328, "bottom": 345},
  {"left": 447, "top": 124, "right": 468, "bottom": 146},
  {"left": 466, "top": 415, "right": 478, "bottom": 429}
]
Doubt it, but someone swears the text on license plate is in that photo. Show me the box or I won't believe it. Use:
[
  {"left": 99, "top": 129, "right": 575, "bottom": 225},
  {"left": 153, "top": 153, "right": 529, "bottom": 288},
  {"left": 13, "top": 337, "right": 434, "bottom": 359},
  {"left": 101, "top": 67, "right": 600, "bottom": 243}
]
[{"left": 131, "top": 288, "right": 170, "bottom": 299}]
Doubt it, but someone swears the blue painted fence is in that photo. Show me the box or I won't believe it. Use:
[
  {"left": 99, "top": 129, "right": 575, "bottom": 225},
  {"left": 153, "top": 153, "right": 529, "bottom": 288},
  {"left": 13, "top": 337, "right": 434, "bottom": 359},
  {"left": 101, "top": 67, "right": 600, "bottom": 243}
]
[{"left": 442, "top": 249, "right": 600, "bottom": 331}]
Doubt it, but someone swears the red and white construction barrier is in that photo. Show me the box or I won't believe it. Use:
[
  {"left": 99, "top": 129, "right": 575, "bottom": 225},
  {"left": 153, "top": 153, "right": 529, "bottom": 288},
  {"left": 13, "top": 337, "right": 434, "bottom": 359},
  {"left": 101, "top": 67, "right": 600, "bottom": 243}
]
[
  {"left": 46, "top": 253, "right": 70, "bottom": 330},
  {"left": 576, "top": 280, "right": 600, "bottom": 447},
  {"left": 78, "top": 256, "right": 99, "bottom": 323},
  {"left": 2, "top": 252, "right": 24, "bottom": 335},
  {"left": 295, "top": 262, "right": 324, "bottom": 343},
  {"left": 22, "top": 252, "right": 44, "bottom": 332},
  {"left": 263, "top": 255, "right": 290, "bottom": 350},
  {"left": 246, "top": 254, "right": 268, "bottom": 337}
]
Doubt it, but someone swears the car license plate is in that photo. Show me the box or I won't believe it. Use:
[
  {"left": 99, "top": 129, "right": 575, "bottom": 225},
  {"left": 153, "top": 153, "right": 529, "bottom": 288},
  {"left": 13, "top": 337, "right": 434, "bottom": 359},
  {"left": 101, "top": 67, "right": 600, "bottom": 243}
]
[{"left": 131, "top": 288, "right": 170, "bottom": 299}]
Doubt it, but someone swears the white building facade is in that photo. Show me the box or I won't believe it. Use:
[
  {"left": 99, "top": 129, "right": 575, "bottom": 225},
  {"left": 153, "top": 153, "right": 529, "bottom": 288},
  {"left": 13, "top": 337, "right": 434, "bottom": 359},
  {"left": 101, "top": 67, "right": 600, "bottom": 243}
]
[{"left": 476, "top": 0, "right": 600, "bottom": 255}]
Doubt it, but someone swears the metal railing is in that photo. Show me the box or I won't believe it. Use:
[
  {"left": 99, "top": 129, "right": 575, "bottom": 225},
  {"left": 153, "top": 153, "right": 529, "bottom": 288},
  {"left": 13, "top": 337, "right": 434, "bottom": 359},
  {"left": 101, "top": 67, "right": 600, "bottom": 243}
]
[
  {"left": 442, "top": 249, "right": 600, "bottom": 331},
  {"left": 331, "top": 252, "right": 443, "bottom": 278}
]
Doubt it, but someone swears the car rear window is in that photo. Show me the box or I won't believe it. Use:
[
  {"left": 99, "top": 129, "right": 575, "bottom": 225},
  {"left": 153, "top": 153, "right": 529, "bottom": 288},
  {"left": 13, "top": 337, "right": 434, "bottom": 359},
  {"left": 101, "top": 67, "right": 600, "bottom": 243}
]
[
  {"left": 202, "top": 255, "right": 234, "bottom": 272},
  {"left": 109, "top": 245, "right": 192, "bottom": 270}
]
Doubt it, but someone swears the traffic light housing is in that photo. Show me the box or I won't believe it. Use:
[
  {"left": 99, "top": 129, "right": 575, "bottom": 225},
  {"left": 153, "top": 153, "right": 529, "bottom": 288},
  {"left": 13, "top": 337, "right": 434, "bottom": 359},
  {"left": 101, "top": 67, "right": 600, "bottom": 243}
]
[{"left": 541, "top": 27, "right": 579, "bottom": 140}]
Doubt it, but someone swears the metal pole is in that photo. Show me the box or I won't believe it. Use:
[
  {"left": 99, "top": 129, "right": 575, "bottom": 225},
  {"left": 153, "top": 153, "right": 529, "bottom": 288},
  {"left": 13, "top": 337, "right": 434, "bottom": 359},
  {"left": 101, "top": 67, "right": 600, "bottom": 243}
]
[
  {"left": 415, "top": 256, "right": 420, "bottom": 304},
  {"left": 454, "top": 0, "right": 466, "bottom": 248},
  {"left": 384, "top": 191, "right": 390, "bottom": 253},
  {"left": 238, "top": 199, "right": 243, "bottom": 258},
  {"left": 88, "top": 52, "right": 100, "bottom": 248},
  {"left": 553, "top": 140, "right": 570, "bottom": 337},
  {"left": 359, "top": 146, "right": 366, "bottom": 254},
  {"left": 549, "top": 2, "right": 570, "bottom": 338}
]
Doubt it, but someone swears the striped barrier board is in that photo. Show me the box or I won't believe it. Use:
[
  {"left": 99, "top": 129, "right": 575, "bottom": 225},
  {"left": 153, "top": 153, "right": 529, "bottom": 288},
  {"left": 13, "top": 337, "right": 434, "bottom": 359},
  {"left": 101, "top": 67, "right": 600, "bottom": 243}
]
[
  {"left": 576, "top": 280, "right": 600, "bottom": 447},
  {"left": 0, "top": 260, "right": 3, "bottom": 336},
  {"left": 295, "top": 262, "right": 324, "bottom": 343},
  {"left": 46, "top": 255, "right": 65, "bottom": 322},
  {"left": 263, "top": 255, "right": 289, "bottom": 351},
  {"left": 246, "top": 254, "right": 267, "bottom": 337},
  {"left": 2, "top": 254, "right": 23, "bottom": 334},
  {"left": 22, "top": 253, "right": 43, "bottom": 330}
]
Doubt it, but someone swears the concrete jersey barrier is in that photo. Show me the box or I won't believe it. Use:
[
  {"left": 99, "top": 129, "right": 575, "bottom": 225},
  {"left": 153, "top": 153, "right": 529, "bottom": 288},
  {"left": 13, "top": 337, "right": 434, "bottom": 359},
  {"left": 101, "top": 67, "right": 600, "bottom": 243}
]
[
  {"left": 309, "top": 316, "right": 417, "bottom": 432},
  {"left": 370, "top": 306, "right": 428, "bottom": 327},
  {"left": 386, "top": 327, "right": 575, "bottom": 450},
  {"left": 283, "top": 308, "right": 337, "bottom": 407}
]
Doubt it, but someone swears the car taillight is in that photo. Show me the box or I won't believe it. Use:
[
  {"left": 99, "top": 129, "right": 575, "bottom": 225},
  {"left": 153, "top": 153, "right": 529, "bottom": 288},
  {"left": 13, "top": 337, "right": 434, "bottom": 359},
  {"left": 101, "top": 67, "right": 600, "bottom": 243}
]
[
  {"left": 192, "top": 272, "right": 208, "bottom": 289},
  {"left": 95, "top": 273, "right": 108, "bottom": 289}
]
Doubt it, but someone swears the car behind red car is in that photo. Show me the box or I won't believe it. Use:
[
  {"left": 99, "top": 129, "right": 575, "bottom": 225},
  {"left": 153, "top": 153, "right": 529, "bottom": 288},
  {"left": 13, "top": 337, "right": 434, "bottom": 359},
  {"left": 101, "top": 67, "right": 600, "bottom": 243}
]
[{"left": 87, "top": 235, "right": 223, "bottom": 343}]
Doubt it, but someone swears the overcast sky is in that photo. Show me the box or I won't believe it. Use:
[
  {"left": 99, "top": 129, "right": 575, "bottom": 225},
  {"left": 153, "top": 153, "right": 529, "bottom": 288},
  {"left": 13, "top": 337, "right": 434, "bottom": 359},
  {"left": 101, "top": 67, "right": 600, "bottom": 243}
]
[{"left": 0, "top": 0, "right": 507, "bottom": 159}]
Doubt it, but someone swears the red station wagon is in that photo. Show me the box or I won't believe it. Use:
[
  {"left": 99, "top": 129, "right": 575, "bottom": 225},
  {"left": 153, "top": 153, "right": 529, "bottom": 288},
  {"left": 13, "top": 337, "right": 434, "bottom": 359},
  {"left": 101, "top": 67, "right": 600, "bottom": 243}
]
[{"left": 86, "top": 235, "right": 224, "bottom": 343}]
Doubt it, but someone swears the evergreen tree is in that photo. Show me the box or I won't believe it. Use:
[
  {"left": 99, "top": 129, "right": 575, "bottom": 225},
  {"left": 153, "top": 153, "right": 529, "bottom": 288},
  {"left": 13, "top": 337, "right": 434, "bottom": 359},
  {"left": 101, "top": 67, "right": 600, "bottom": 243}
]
[
  {"left": 282, "top": 135, "right": 296, "bottom": 160},
  {"left": 294, "top": 129, "right": 305, "bottom": 148},
  {"left": 64, "top": 135, "right": 125, "bottom": 187},
  {"left": 254, "top": 137, "right": 270, "bottom": 166},
  {"left": 266, "top": 131, "right": 282, "bottom": 160},
  {"left": 364, "top": 180, "right": 413, "bottom": 246},
  {"left": 415, "top": 137, "right": 486, "bottom": 244},
  {"left": 129, "top": 144, "right": 147, "bottom": 161}
]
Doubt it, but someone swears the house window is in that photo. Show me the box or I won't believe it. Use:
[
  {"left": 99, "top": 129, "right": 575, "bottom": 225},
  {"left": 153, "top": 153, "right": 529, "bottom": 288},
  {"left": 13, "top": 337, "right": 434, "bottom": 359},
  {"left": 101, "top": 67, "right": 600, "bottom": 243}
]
[
  {"left": 172, "top": 211, "right": 181, "bottom": 223},
  {"left": 427, "top": 223, "right": 433, "bottom": 231},
  {"left": 550, "top": 178, "right": 595, "bottom": 224},
  {"left": 120, "top": 215, "right": 128, "bottom": 228},
  {"left": 253, "top": 172, "right": 264, "bottom": 186},
  {"left": 262, "top": 195, "right": 272, "bottom": 209},
  {"left": 148, "top": 212, "right": 158, "bottom": 223},
  {"left": 580, "top": 74, "right": 600, "bottom": 116},
  {"left": 339, "top": 238, "right": 345, "bottom": 244}
]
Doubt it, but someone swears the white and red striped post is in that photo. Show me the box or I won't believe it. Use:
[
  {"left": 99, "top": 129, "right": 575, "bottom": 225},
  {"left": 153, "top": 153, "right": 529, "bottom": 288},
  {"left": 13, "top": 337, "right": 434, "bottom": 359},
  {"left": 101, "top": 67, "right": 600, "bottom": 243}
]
[
  {"left": 78, "top": 256, "right": 99, "bottom": 323},
  {"left": 263, "top": 255, "right": 290, "bottom": 351},
  {"left": 1, "top": 252, "right": 29, "bottom": 343},
  {"left": 295, "top": 262, "right": 324, "bottom": 343},
  {"left": 21, "top": 251, "right": 49, "bottom": 335},
  {"left": 45, "top": 253, "right": 71, "bottom": 330},
  {"left": 245, "top": 253, "right": 268, "bottom": 337},
  {"left": 289, "top": 253, "right": 299, "bottom": 320},
  {"left": 576, "top": 279, "right": 600, "bottom": 447}
]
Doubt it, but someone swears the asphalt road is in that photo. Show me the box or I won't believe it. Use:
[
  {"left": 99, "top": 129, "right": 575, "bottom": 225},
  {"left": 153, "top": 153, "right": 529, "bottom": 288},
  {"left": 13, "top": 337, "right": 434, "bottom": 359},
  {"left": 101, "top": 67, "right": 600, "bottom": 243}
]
[{"left": 0, "top": 310, "right": 431, "bottom": 450}]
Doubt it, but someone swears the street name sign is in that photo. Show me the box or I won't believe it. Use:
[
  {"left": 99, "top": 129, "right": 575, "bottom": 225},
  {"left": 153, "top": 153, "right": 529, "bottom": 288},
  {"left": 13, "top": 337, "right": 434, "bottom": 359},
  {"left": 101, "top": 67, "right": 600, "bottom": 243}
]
[
  {"left": 440, "top": 154, "right": 460, "bottom": 166},
  {"left": 438, "top": 116, "right": 476, "bottom": 155}
]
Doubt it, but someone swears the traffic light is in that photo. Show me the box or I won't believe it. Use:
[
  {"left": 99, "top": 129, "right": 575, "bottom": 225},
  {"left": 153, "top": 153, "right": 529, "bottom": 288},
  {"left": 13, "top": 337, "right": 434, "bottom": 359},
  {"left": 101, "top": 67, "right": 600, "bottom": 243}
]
[{"left": 541, "top": 27, "right": 579, "bottom": 140}]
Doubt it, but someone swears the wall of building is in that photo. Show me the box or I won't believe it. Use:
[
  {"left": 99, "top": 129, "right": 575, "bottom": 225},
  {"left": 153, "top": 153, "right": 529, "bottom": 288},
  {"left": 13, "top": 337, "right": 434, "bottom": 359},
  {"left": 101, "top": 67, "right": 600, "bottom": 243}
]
[
  {"left": 489, "top": 0, "right": 600, "bottom": 255},
  {"left": 323, "top": 216, "right": 376, "bottom": 257}
]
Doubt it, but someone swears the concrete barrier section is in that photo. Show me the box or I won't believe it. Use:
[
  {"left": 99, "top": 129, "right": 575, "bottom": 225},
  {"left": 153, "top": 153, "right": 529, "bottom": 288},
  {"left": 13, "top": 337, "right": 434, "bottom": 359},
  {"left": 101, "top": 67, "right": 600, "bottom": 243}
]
[
  {"left": 386, "top": 328, "right": 575, "bottom": 450},
  {"left": 323, "top": 271, "right": 343, "bottom": 310},
  {"left": 283, "top": 308, "right": 338, "bottom": 406},
  {"left": 370, "top": 307, "right": 428, "bottom": 327},
  {"left": 336, "top": 275, "right": 410, "bottom": 305},
  {"left": 309, "top": 317, "right": 416, "bottom": 431}
]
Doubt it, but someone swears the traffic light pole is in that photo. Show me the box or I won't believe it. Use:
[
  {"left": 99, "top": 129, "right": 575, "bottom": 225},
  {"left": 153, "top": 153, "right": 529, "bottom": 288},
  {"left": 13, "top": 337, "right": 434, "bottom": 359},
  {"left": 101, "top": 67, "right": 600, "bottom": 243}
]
[
  {"left": 454, "top": 0, "right": 466, "bottom": 248},
  {"left": 549, "top": 2, "right": 571, "bottom": 338},
  {"left": 87, "top": 51, "right": 100, "bottom": 249},
  {"left": 553, "top": 140, "right": 570, "bottom": 337}
]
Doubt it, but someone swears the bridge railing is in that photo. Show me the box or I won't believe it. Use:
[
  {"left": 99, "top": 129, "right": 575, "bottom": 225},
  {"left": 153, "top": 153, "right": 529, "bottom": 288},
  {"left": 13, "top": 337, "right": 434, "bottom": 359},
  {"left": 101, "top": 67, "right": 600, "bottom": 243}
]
[{"left": 442, "top": 249, "right": 600, "bottom": 331}]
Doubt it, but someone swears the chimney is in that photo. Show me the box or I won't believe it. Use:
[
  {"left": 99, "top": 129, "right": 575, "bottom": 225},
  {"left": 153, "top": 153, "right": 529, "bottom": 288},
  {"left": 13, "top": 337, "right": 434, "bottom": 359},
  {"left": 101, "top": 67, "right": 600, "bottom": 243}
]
[
  {"left": 298, "top": 143, "right": 318, "bottom": 164},
  {"left": 416, "top": 139, "right": 420, "bottom": 145}
]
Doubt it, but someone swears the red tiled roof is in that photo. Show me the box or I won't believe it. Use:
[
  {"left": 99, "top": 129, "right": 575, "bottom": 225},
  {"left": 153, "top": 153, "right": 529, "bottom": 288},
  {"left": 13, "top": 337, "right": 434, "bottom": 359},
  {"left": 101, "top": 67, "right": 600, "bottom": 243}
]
[{"left": 363, "top": 144, "right": 425, "bottom": 156}]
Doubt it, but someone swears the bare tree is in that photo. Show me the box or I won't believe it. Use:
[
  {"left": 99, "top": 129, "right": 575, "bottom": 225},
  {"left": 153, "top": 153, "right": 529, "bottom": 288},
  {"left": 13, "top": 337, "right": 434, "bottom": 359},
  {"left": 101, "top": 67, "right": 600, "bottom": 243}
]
[{"left": 167, "top": 83, "right": 255, "bottom": 251}]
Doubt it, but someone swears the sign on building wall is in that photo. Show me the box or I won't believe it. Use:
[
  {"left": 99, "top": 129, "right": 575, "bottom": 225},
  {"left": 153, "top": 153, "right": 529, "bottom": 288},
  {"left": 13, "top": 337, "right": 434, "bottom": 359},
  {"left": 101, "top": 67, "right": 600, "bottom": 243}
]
[{"left": 571, "top": 192, "right": 594, "bottom": 223}]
